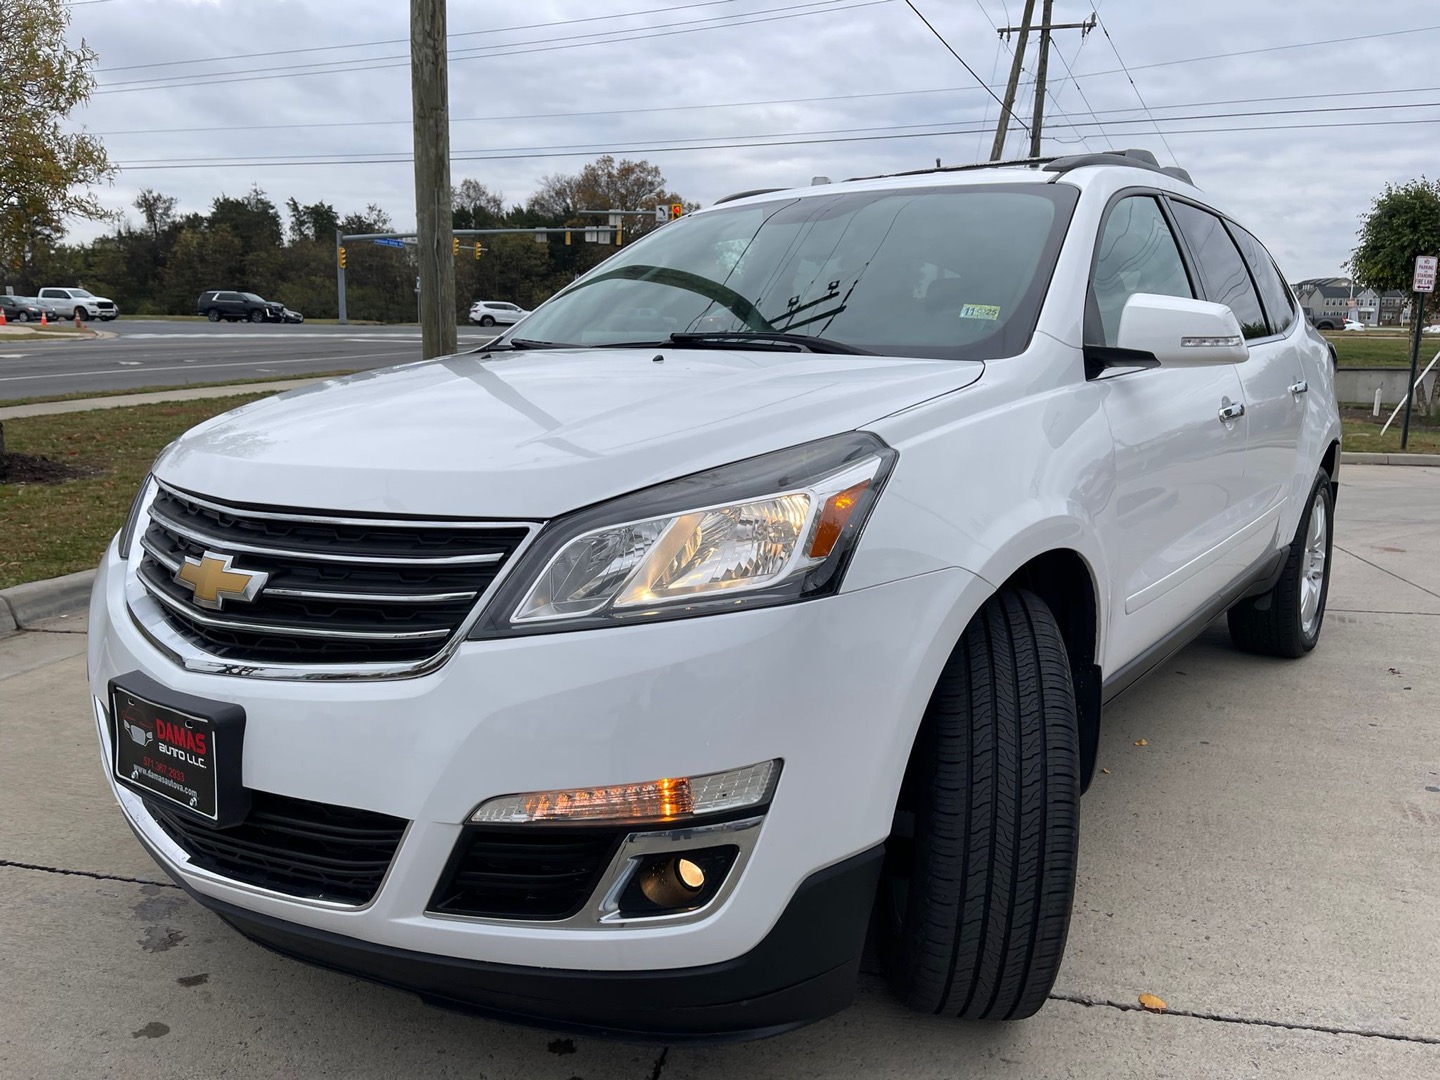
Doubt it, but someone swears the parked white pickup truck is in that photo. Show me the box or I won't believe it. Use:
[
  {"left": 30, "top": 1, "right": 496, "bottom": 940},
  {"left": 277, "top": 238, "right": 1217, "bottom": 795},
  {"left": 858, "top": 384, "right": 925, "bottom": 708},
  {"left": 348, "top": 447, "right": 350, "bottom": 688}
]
[{"left": 37, "top": 286, "right": 118, "bottom": 320}]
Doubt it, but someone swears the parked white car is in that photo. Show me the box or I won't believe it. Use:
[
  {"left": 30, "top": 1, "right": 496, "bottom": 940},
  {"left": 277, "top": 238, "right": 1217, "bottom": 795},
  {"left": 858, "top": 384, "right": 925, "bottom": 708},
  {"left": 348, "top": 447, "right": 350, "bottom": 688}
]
[
  {"left": 89, "top": 149, "right": 1339, "bottom": 1040},
  {"left": 1423, "top": 323, "right": 1440, "bottom": 334},
  {"left": 1342, "top": 318, "right": 1366, "bottom": 331},
  {"left": 37, "top": 286, "right": 118, "bottom": 320},
  {"left": 468, "top": 300, "right": 529, "bottom": 327}
]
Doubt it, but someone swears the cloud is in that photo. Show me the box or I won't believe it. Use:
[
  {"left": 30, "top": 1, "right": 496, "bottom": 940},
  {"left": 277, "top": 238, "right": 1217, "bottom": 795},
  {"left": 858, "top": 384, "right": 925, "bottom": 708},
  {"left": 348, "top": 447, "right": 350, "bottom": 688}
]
[{"left": 64, "top": 0, "right": 1440, "bottom": 278}]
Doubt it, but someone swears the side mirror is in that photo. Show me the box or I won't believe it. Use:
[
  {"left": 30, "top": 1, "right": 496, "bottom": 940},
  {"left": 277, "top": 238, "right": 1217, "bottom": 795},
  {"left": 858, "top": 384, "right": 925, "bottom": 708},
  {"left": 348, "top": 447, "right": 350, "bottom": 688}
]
[{"left": 1116, "top": 293, "right": 1250, "bottom": 366}]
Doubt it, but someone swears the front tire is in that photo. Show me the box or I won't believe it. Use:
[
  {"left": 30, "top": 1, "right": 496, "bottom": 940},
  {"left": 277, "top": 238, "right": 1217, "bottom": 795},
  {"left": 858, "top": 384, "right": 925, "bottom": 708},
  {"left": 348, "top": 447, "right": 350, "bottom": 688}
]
[
  {"left": 1227, "top": 469, "right": 1334, "bottom": 658},
  {"left": 878, "top": 587, "right": 1079, "bottom": 1021},
  {"left": 249, "top": 309, "right": 265, "bottom": 323}
]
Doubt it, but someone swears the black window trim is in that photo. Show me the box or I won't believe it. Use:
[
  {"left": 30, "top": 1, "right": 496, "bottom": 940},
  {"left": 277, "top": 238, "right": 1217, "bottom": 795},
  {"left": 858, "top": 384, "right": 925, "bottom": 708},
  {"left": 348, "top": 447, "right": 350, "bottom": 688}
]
[
  {"left": 1160, "top": 193, "right": 1290, "bottom": 347},
  {"left": 1081, "top": 185, "right": 1201, "bottom": 378},
  {"left": 1221, "top": 217, "right": 1299, "bottom": 342}
]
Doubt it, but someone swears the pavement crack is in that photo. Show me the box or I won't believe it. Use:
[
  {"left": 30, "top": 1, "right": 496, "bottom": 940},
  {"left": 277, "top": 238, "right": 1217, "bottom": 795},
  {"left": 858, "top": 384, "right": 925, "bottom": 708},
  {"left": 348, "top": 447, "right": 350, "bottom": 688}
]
[
  {"left": 647, "top": 1046, "right": 669, "bottom": 1080},
  {"left": 1333, "top": 544, "right": 1440, "bottom": 601},
  {"left": 1048, "top": 993, "right": 1440, "bottom": 1045},
  {"left": 0, "top": 859, "right": 179, "bottom": 890}
]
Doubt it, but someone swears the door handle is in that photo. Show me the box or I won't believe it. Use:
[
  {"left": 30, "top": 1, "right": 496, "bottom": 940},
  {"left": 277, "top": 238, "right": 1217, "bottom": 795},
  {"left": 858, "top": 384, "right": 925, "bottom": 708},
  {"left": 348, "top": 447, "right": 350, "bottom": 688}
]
[
  {"left": 1218, "top": 401, "right": 1246, "bottom": 423},
  {"left": 1289, "top": 380, "right": 1309, "bottom": 395}
]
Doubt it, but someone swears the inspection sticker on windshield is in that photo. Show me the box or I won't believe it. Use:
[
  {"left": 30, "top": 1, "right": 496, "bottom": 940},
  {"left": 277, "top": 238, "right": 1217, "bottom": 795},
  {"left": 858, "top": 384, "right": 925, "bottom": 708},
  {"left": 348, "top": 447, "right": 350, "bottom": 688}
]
[{"left": 959, "top": 304, "right": 1000, "bottom": 321}]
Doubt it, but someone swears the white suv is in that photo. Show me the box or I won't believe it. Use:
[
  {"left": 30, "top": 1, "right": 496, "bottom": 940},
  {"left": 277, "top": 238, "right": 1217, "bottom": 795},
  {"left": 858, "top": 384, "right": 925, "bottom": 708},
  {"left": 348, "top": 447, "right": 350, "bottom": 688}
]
[
  {"left": 468, "top": 299, "right": 529, "bottom": 327},
  {"left": 89, "top": 150, "right": 1339, "bottom": 1040}
]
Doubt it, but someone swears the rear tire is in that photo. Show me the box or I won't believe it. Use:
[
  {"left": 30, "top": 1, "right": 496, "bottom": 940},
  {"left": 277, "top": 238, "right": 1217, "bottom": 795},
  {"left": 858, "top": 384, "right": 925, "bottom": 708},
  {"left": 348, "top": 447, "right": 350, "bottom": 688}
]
[
  {"left": 480, "top": 315, "right": 496, "bottom": 327},
  {"left": 207, "top": 309, "right": 221, "bottom": 322},
  {"left": 1227, "top": 469, "right": 1333, "bottom": 658},
  {"left": 878, "top": 587, "right": 1079, "bottom": 1021}
]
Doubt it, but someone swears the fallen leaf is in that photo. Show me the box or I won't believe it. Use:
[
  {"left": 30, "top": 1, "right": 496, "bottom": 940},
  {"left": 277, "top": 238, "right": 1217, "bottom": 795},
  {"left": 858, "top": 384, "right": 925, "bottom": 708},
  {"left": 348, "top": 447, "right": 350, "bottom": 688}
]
[
  {"left": 1138, "top": 993, "right": 1167, "bottom": 1012},
  {"left": 1101, "top": 768, "right": 1111, "bottom": 774},
  {"left": 1134, "top": 739, "right": 1148, "bottom": 746}
]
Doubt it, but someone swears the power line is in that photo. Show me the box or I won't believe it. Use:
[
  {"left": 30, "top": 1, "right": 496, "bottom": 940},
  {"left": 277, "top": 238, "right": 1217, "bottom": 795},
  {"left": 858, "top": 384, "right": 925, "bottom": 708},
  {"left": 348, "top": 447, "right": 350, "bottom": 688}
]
[
  {"left": 1095, "top": 16, "right": 1176, "bottom": 163},
  {"left": 97, "top": 0, "right": 749, "bottom": 72},
  {"left": 972, "top": 0, "right": 1092, "bottom": 152},
  {"left": 108, "top": 113, "right": 1440, "bottom": 172},
  {"left": 88, "top": 80, "right": 1440, "bottom": 139},
  {"left": 1049, "top": 34, "right": 1108, "bottom": 147},
  {"left": 901, "top": 0, "right": 1024, "bottom": 127},
  {"left": 108, "top": 102, "right": 1440, "bottom": 170},
  {"left": 92, "top": 0, "right": 868, "bottom": 93}
]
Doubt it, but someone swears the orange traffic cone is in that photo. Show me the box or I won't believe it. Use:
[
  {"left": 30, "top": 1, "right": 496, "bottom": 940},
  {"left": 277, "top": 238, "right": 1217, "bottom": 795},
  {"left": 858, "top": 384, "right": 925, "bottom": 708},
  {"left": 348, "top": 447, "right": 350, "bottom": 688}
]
[
  {"left": 40, "top": 311, "right": 47, "bottom": 326},
  {"left": 0, "top": 307, "right": 6, "bottom": 325},
  {"left": 73, "top": 309, "right": 82, "bottom": 329}
]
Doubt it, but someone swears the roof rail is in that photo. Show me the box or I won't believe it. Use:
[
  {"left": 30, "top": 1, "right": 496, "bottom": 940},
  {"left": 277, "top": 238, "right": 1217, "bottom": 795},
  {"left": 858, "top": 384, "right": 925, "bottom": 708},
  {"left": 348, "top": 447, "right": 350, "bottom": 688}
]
[
  {"left": 847, "top": 155, "right": 1058, "bottom": 183},
  {"left": 713, "top": 187, "right": 790, "bottom": 205},
  {"left": 1044, "top": 149, "right": 1195, "bottom": 185}
]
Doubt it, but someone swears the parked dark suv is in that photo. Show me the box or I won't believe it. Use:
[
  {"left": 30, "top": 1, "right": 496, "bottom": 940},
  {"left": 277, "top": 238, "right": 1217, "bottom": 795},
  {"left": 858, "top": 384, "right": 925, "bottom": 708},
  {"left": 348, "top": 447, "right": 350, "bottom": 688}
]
[{"left": 196, "top": 291, "right": 285, "bottom": 323}]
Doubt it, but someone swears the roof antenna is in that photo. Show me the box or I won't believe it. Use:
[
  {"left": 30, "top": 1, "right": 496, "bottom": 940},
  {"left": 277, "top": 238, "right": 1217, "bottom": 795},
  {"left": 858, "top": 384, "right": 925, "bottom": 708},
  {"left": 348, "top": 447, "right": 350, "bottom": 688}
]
[{"left": 936, "top": 158, "right": 942, "bottom": 168}]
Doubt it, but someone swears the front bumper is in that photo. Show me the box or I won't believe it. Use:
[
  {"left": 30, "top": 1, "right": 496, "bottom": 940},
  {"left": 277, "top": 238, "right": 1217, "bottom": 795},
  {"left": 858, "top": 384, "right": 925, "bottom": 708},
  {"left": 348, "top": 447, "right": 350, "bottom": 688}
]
[{"left": 89, "top": 539, "right": 984, "bottom": 1032}]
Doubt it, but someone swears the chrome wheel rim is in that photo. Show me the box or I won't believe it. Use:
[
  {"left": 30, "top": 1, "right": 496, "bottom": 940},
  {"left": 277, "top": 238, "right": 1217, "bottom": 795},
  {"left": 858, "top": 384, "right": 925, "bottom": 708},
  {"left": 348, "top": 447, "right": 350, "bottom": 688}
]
[{"left": 1300, "top": 491, "right": 1328, "bottom": 637}]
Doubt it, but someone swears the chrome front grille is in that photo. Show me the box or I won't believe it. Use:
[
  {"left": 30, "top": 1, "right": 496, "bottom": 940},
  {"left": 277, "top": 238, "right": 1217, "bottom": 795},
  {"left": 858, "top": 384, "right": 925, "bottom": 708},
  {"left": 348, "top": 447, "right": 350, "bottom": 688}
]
[{"left": 133, "top": 483, "right": 534, "bottom": 669}]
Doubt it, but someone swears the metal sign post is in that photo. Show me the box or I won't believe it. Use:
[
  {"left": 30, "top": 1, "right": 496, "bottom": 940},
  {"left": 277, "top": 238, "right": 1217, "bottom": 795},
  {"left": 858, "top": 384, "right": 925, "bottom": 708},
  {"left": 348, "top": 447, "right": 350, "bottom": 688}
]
[{"left": 1401, "top": 255, "right": 1438, "bottom": 450}]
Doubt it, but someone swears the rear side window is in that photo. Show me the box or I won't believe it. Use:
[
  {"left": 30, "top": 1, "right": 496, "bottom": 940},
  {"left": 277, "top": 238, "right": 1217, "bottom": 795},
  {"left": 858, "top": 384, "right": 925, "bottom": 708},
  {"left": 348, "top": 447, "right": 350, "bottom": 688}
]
[
  {"left": 1167, "top": 201, "right": 1268, "bottom": 340},
  {"left": 1228, "top": 223, "right": 1296, "bottom": 336},
  {"left": 1088, "top": 195, "right": 1193, "bottom": 347}
]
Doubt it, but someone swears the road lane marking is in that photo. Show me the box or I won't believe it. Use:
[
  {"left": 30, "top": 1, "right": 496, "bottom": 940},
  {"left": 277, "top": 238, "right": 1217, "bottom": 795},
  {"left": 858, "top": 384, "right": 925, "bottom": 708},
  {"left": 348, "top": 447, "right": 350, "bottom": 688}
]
[{"left": 0, "top": 351, "right": 408, "bottom": 384}]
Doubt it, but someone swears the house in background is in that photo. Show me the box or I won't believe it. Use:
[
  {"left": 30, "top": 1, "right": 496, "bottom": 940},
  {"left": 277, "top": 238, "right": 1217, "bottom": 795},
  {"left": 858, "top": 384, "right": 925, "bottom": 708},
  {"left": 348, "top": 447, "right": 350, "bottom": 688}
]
[
  {"left": 1354, "top": 288, "right": 1410, "bottom": 326},
  {"left": 1292, "top": 278, "right": 1356, "bottom": 329}
]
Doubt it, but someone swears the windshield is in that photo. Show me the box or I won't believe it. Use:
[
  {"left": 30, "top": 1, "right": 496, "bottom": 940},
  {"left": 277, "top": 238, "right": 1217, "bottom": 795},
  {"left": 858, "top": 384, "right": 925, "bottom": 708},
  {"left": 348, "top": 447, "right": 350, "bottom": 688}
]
[{"left": 507, "top": 184, "right": 1077, "bottom": 360}]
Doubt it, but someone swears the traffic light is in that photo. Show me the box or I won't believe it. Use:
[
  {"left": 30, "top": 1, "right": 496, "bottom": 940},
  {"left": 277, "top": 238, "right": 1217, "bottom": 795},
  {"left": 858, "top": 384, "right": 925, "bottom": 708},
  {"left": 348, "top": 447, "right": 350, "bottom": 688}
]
[
  {"left": 452, "top": 237, "right": 460, "bottom": 256},
  {"left": 337, "top": 246, "right": 346, "bottom": 268},
  {"left": 671, "top": 203, "right": 684, "bottom": 220},
  {"left": 564, "top": 230, "right": 571, "bottom": 246},
  {"left": 474, "top": 242, "right": 481, "bottom": 259}
]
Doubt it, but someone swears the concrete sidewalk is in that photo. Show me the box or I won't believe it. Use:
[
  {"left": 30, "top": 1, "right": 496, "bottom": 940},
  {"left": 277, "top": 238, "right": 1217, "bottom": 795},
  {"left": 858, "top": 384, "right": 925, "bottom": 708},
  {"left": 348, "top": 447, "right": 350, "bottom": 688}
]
[
  {"left": 2, "top": 466, "right": 1438, "bottom": 1078},
  {"left": 0, "top": 377, "right": 329, "bottom": 421}
]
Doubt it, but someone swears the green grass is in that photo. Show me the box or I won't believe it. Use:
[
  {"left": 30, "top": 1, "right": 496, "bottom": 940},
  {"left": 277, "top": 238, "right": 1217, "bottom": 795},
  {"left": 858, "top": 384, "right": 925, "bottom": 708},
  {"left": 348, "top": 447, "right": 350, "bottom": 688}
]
[
  {"left": 1341, "top": 413, "right": 1440, "bottom": 455},
  {"left": 0, "top": 395, "right": 269, "bottom": 589},
  {"left": 116, "top": 314, "right": 387, "bottom": 325},
  {"left": 0, "top": 371, "right": 360, "bottom": 410},
  {"left": 1326, "top": 331, "right": 1439, "bottom": 367}
]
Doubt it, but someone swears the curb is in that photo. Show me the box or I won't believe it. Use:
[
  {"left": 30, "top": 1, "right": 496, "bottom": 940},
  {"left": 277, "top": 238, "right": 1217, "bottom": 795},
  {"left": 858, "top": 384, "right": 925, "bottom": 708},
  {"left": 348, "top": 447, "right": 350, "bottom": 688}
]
[
  {"left": 1341, "top": 452, "right": 1440, "bottom": 466},
  {"left": 0, "top": 569, "right": 95, "bottom": 631}
]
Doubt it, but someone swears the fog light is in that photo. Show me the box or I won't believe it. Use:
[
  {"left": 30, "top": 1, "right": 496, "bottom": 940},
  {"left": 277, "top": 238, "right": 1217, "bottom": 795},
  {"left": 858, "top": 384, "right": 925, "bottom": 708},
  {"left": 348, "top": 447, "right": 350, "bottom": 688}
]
[
  {"left": 469, "top": 760, "right": 779, "bottom": 825},
  {"left": 620, "top": 846, "right": 738, "bottom": 916}
]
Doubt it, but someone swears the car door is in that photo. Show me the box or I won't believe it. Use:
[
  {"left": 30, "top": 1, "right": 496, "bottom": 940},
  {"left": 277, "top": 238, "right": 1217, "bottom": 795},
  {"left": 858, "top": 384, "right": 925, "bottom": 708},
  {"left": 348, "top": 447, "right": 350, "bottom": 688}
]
[
  {"left": 217, "top": 292, "right": 243, "bottom": 318},
  {"left": 1165, "top": 201, "right": 1295, "bottom": 563},
  {"left": 1087, "top": 194, "right": 1252, "bottom": 675},
  {"left": 1224, "top": 220, "right": 1311, "bottom": 517}
]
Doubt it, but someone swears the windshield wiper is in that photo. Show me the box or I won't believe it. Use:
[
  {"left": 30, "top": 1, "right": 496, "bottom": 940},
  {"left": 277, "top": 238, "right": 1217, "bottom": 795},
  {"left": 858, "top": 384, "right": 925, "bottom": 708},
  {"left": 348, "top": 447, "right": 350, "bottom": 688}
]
[
  {"left": 665, "top": 331, "right": 872, "bottom": 355},
  {"left": 483, "top": 337, "right": 569, "bottom": 352}
]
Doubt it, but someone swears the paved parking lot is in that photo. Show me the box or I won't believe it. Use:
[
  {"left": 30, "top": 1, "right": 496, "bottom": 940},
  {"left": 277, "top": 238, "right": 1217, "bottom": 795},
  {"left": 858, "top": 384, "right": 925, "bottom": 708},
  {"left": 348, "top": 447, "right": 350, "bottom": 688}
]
[{"left": 2, "top": 465, "right": 1438, "bottom": 1079}]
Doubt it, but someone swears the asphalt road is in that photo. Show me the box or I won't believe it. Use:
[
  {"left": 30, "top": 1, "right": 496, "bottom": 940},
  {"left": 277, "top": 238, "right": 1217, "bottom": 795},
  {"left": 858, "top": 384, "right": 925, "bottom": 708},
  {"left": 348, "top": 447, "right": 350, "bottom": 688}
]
[
  {"left": 2, "top": 465, "right": 1439, "bottom": 1078},
  {"left": 0, "top": 320, "right": 498, "bottom": 400}
]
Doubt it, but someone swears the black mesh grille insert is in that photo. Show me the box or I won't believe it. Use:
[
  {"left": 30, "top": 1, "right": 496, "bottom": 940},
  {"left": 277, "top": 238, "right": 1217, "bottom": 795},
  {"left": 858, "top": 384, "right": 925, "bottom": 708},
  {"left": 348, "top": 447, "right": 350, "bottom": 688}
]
[
  {"left": 135, "top": 485, "right": 531, "bottom": 666},
  {"left": 430, "top": 826, "right": 627, "bottom": 920},
  {"left": 146, "top": 791, "right": 407, "bottom": 905}
]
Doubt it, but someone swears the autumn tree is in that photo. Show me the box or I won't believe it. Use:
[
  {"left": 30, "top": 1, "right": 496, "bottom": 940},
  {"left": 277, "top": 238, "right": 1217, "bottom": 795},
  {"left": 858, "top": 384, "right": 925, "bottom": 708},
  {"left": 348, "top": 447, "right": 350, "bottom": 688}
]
[
  {"left": 1350, "top": 178, "right": 1440, "bottom": 294},
  {"left": 528, "top": 156, "right": 685, "bottom": 235},
  {"left": 0, "top": 0, "right": 115, "bottom": 272}
]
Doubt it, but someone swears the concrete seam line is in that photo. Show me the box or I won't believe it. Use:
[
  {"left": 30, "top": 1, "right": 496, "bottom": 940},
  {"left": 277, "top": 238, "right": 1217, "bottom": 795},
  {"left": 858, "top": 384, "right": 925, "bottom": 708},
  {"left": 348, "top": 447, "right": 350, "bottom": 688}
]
[
  {"left": 0, "top": 859, "right": 180, "bottom": 890},
  {"left": 1340, "top": 452, "right": 1440, "bottom": 466},
  {"left": 1333, "top": 544, "right": 1440, "bottom": 602},
  {"left": 1049, "top": 993, "right": 1440, "bottom": 1046},
  {"left": 0, "top": 592, "right": 17, "bottom": 634}
]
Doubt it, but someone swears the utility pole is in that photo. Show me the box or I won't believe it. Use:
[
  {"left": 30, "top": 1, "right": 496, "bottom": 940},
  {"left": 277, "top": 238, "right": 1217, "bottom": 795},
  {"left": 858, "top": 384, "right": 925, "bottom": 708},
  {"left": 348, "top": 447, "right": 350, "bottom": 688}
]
[
  {"left": 993, "top": 4, "right": 1096, "bottom": 160},
  {"left": 411, "top": 0, "right": 456, "bottom": 359},
  {"left": 989, "top": 0, "right": 1035, "bottom": 161}
]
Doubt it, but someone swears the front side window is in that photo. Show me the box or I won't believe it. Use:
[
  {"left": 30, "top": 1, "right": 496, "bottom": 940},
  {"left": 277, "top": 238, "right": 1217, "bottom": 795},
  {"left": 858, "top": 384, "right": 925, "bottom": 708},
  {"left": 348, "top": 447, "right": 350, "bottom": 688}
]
[
  {"left": 1088, "top": 195, "right": 1194, "bottom": 347},
  {"left": 1167, "top": 201, "right": 1268, "bottom": 340},
  {"left": 1228, "top": 223, "right": 1296, "bottom": 336},
  {"left": 508, "top": 184, "right": 1079, "bottom": 360}
]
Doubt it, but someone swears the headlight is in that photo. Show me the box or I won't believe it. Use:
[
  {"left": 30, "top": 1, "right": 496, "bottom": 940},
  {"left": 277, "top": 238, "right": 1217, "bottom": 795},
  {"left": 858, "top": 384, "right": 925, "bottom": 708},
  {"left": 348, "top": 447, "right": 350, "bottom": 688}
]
[
  {"left": 471, "top": 432, "right": 896, "bottom": 637},
  {"left": 116, "top": 474, "right": 155, "bottom": 560}
]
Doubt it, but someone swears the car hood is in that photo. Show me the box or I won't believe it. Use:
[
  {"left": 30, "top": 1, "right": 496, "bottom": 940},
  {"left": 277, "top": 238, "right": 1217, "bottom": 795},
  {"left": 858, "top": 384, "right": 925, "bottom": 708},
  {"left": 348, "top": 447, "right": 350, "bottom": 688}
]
[{"left": 156, "top": 349, "right": 983, "bottom": 518}]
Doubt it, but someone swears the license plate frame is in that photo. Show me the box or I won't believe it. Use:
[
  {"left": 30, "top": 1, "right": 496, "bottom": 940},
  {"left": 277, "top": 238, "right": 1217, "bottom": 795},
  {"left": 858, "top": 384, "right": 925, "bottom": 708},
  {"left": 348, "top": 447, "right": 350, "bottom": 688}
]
[{"left": 109, "top": 672, "right": 250, "bottom": 828}]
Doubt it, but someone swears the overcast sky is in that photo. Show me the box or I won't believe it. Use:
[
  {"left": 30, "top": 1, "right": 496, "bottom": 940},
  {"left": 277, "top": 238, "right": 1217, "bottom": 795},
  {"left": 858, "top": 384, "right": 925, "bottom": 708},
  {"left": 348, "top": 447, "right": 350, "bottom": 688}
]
[{"left": 62, "top": 0, "right": 1440, "bottom": 280}]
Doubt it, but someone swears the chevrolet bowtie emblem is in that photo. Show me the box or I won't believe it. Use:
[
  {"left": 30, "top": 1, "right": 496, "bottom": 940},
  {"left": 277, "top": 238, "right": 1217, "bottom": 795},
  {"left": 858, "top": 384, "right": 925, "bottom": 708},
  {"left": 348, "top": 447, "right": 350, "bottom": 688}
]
[{"left": 174, "top": 551, "right": 268, "bottom": 610}]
